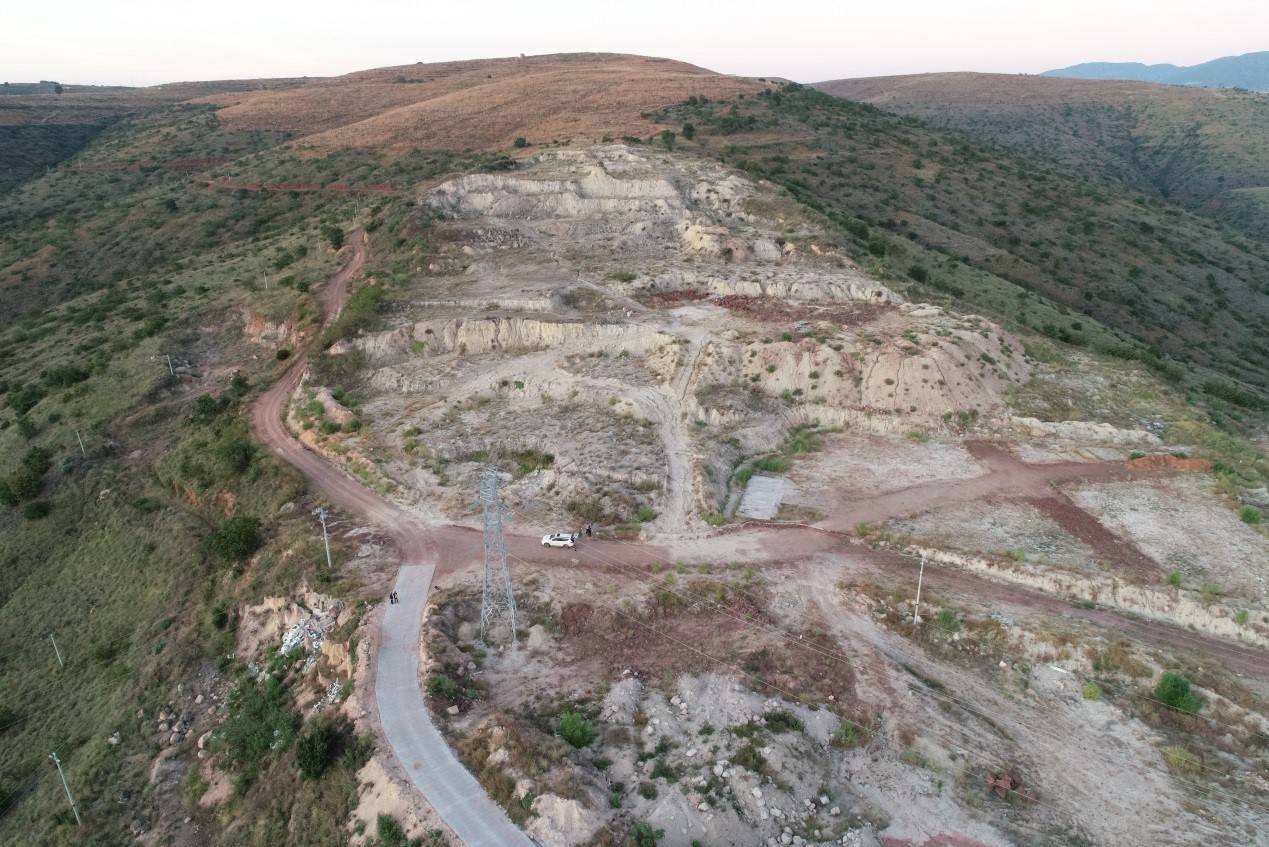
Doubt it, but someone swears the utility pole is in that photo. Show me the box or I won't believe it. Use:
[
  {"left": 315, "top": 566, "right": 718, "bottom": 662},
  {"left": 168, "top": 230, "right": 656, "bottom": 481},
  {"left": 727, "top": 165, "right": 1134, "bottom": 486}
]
[
  {"left": 74, "top": 430, "right": 86, "bottom": 457},
  {"left": 314, "top": 507, "right": 333, "bottom": 569},
  {"left": 50, "top": 633, "right": 64, "bottom": 668},
  {"left": 478, "top": 470, "right": 518, "bottom": 646},
  {"left": 49, "top": 752, "right": 81, "bottom": 827},
  {"left": 165, "top": 354, "right": 174, "bottom": 376},
  {"left": 912, "top": 556, "right": 926, "bottom": 626}
]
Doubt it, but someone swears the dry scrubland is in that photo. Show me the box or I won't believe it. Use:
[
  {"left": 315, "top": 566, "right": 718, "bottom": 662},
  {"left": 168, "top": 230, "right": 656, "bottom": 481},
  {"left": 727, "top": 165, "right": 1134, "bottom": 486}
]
[
  {"left": 284, "top": 140, "right": 1269, "bottom": 845},
  {"left": 1, "top": 54, "right": 1267, "bottom": 847}
]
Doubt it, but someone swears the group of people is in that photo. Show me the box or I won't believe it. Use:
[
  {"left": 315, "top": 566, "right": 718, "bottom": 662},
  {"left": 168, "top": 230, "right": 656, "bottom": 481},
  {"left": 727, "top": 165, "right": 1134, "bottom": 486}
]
[
  {"left": 387, "top": 590, "right": 400, "bottom": 604},
  {"left": 570, "top": 524, "right": 594, "bottom": 544}
]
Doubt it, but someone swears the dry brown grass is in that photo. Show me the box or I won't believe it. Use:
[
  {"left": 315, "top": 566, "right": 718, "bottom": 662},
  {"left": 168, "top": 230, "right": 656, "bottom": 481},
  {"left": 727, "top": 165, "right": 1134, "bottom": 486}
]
[{"left": 201, "top": 53, "right": 765, "bottom": 153}]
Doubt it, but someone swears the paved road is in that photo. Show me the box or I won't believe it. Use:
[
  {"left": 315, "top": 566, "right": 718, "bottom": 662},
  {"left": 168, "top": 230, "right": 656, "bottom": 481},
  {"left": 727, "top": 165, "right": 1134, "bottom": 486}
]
[
  {"left": 251, "top": 230, "right": 1267, "bottom": 846},
  {"left": 378, "top": 566, "right": 535, "bottom": 847},
  {"left": 250, "top": 231, "right": 534, "bottom": 847}
]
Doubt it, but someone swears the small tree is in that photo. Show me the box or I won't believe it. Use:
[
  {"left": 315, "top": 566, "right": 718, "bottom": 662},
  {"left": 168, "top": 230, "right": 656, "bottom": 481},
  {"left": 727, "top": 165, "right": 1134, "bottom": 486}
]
[
  {"left": 1154, "top": 671, "right": 1202, "bottom": 715},
  {"left": 206, "top": 516, "right": 262, "bottom": 561},
  {"left": 320, "top": 224, "right": 345, "bottom": 250},
  {"left": 681, "top": 123, "right": 696, "bottom": 140},
  {"left": 296, "top": 721, "right": 338, "bottom": 779},
  {"left": 513, "top": 137, "right": 529, "bottom": 148},
  {"left": 659, "top": 130, "right": 676, "bottom": 151},
  {"left": 558, "top": 710, "right": 595, "bottom": 748}
]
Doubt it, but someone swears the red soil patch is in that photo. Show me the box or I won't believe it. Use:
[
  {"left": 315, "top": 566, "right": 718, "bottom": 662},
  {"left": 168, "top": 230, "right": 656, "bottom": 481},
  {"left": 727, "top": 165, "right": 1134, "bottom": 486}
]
[
  {"left": 712, "top": 294, "right": 892, "bottom": 326},
  {"left": 1125, "top": 454, "right": 1211, "bottom": 472}
]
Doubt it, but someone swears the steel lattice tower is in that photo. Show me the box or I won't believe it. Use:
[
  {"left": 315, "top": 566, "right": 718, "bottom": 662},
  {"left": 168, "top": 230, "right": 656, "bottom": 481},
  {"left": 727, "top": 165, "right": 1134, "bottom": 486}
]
[{"left": 479, "top": 470, "right": 519, "bottom": 645}]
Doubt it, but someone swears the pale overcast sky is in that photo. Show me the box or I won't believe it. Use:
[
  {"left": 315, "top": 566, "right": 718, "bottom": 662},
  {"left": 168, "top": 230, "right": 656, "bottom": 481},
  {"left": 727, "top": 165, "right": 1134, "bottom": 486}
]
[{"left": 2, "top": 0, "right": 1265, "bottom": 86}]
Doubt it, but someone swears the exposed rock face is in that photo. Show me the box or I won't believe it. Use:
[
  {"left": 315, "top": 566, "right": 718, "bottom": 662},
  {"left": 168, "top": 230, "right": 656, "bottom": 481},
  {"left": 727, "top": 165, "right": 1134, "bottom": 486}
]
[{"left": 333, "top": 144, "right": 1033, "bottom": 532}]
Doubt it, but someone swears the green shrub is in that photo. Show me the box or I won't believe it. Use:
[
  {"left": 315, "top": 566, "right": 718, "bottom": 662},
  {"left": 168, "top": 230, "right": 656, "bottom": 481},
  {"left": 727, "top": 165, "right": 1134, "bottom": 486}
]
[
  {"left": 1081, "top": 682, "right": 1101, "bottom": 700},
  {"left": 320, "top": 224, "right": 345, "bottom": 250},
  {"left": 22, "top": 501, "right": 51, "bottom": 520},
  {"left": 558, "top": 710, "right": 595, "bottom": 748},
  {"left": 1166, "top": 570, "right": 1182, "bottom": 587},
  {"left": 1153, "top": 671, "right": 1202, "bottom": 715},
  {"left": 377, "top": 814, "right": 407, "bottom": 847},
  {"left": 831, "top": 719, "right": 867, "bottom": 748},
  {"left": 907, "top": 264, "right": 929, "bottom": 283},
  {"left": 296, "top": 721, "right": 338, "bottom": 779},
  {"left": 764, "top": 710, "right": 804, "bottom": 733},
  {"left": 513, "top": 137, "right": 529, "bottom": 148},
  {"left": 1240, "top": 506, "right": 1262, "bottom": 525},
  {"left": 637, "top": 781, "right": 658, "bottom": 800},
  {"left": 629, "top": 822, "right": 663, "bottom": 847},
  {"left": 319, "top": 419, "right": 341, "bottom": 434},
  {"left": 215, "top": 438, "right": 255, "bottom": 474},
  {"left": 1234, "top": 610, "right": 1250, "bottom": 626},
  {"left": 220, "top": 676, "right": 298, "bottom": 770},
  {"left": 43, "top": 365, "right": 90, "bottom": 388},
  {"left": 635, "top": 505, "right": 657, "bottom": 523},
  {"left": 426, "top": 673, "right": 462, "bottom": 701},
  {"left": 205, "top": 516, "right": 262, "bottom": 561},
  {"left": 936, "top": 609, "right": 960, "bottom": 632},
  {"left": 6, "top": 384, "right": 45, "bottom": 415}
]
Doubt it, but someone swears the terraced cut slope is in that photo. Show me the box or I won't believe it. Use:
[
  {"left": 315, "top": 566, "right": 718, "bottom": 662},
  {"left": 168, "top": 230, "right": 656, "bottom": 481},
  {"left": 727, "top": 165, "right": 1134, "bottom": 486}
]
[{"left": 656, "top": 84, "right": 1269, "bottom": 399}]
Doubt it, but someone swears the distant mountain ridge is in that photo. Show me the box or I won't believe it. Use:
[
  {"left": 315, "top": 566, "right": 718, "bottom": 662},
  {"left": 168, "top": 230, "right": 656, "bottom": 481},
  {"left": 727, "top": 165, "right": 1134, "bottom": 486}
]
[{"left": 1044, "top": 50, "right": 1269, "bottom": 90}]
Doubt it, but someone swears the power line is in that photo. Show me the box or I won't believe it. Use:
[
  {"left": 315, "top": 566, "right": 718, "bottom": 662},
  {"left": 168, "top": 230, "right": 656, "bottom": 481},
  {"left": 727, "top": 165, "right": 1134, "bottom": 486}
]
[
  {"left": 505, "top": 544, "right": 1269, "bottom": 820},
  {"left": 500, "top": 504, "right": 1269, "bottom": 811}
]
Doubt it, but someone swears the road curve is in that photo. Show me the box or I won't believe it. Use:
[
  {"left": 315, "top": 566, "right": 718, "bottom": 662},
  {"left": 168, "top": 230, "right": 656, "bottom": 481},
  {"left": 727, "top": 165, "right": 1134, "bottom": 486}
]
[
  {"left": 250, "top": 231, "right": 1268, "bottom": 845},
  {"left": 249, "top": 230, "right": 534, "bottom": 847}
]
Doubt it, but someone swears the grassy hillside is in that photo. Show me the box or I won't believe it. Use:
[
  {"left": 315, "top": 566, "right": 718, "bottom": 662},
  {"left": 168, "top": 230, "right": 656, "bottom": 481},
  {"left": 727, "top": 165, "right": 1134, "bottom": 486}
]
[
  {"left": 0, "top": 92, "right": 504, "bottom": 841},
  {"left": 657, "top": 84, "right": 1269, "bottom": 406},
  {"left": 813, "top": 73, "right": 1269, "bottom": 238}
]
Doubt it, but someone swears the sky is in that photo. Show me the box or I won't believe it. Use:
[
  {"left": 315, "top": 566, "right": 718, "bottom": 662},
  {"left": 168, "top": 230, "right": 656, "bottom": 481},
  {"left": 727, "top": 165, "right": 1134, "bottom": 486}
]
[{"left": 2, "top": 0, "right": 1266, "bottom": 87}]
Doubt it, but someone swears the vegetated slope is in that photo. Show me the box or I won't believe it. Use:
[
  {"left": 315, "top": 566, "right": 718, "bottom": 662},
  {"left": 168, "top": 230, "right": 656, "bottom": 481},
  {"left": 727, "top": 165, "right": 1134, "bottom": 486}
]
[
  {"left": 200, "top": 52, "right": 766, "bottom": 153},
  {"left": 1043, "top": 49, "right": 1269, "bottom": 91},
  {"left": 658, "top": 84, "right": 1269, "bottom": 399},
  {"left": 0, "top": 79, "right": 308, "bottom": 191},
  {"left": 0, "top": 82, "right": 520, "bottom": 842},
  {"left": 813, "top": 73, "right": 1269, "bottom": 237}
]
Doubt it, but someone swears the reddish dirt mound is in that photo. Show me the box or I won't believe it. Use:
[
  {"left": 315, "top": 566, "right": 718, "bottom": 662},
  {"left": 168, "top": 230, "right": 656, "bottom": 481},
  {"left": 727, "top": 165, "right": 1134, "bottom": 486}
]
[
  {"left": 712, "top": 294, "right": 891, "bottom": 326},
  {"left": 1125, "top": 454, "right": 1212, "bottom": 472},
  {"left": 200, "top": 53, "right": 765, "bottom": 154}
]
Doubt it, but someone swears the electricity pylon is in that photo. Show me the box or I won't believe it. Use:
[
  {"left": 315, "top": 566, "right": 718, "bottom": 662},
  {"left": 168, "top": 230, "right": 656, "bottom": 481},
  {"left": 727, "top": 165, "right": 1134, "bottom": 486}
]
[{"left": 479, "top": 470, "right": 518, "bottom": 646}]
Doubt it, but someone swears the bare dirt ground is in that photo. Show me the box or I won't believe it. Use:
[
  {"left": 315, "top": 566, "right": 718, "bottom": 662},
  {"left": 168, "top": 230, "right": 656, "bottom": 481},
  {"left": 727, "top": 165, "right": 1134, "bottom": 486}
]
[
  {"left": 1069, "top": 475, "right": 1269, "bottom": 600},
  {"left": 248, "top": 146, "right": 1269, "bottom": 847}
]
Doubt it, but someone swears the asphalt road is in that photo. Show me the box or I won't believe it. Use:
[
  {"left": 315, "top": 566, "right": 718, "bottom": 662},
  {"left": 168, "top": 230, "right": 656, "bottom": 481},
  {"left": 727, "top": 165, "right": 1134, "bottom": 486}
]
[{"left": 377, "top": 566, "right": 535, "bottom": 847}]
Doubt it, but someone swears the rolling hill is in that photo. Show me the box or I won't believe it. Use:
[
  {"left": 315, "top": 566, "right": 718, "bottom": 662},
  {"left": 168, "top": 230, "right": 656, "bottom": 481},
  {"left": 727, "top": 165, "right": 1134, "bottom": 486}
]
[
  {"left": 198, "top": 53, "right": 766, "bottom": 152},
  {"left": 813, "top": 72, "right": 1269, "bottom": 238},
  {"left": 1044, "top": 50, "right": 1269, "bottom": 91}
]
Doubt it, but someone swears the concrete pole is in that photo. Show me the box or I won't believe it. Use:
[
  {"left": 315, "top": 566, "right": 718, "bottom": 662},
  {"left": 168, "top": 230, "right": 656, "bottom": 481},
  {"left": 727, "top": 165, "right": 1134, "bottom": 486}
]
[
  {"left": 315, "top": 508, "right": 333, "bottom": 569},
  {"left": 50, "top": 633, "right": 64, "bottom": 668},
  {"left": 74, "top": 430, "right": 86, "bottom": 457},
  {"left": 165, "top": 354, "right": 174, "bottom": 376},
  {"left": 912, "top": 556, "right": 926, "bottom": 626},
  {"left": 49, "top": 752, "right": 81, "bottom": 827}
]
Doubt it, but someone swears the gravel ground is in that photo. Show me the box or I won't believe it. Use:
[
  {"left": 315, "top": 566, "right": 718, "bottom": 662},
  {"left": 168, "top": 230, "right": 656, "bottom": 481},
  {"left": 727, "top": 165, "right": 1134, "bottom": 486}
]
[
  {"left": 885, "top": 499, "right": 1101, "bottom": 571},
  {"left": 1068, "top": 475, "right": 1269, "bottom": 599}
]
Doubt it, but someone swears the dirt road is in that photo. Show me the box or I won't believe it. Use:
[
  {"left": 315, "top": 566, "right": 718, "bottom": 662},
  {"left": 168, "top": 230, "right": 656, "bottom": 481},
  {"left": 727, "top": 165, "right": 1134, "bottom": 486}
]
[
  {"left": 250, "top": 231, "right": 1268, "bottom": 846},
  {"left": 249, "top": 231, "right": 533, "bottom": 847}
]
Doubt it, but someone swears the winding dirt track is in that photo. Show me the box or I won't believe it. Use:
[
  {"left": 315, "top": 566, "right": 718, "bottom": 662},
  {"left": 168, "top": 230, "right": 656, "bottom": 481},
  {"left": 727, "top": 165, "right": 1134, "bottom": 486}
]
[{"left": 250, "top": 233, "right": 1269, "bottom": 835}]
